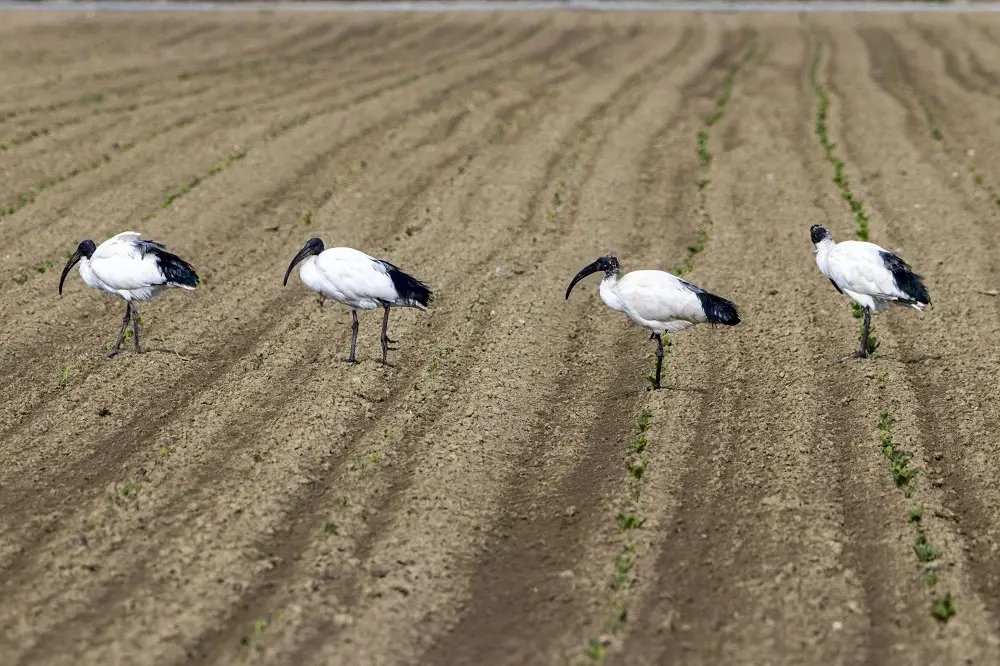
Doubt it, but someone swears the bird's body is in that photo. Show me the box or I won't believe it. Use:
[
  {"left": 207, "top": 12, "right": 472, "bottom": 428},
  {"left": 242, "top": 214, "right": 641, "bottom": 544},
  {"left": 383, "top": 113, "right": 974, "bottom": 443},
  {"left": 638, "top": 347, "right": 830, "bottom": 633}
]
[
  {"left": 811, "top": 224, "right": 930, "bottom": 360},
  {"left": 296, "top": 247, "right": 429, "bottom": 312},
  {"left": 59, "top": 231, "right": 199, "bottom": 355},
  {"left": 78, "top": 232, "right": 198, "bottom": 302},
  {"left": 599, "top": 269, "right": 734, "bottom": 333},
  {"left": 283, "top": 238, "right": 431, "bottom": 364},
  {"left": 565, "top": 255, "right": 740, "bottom": 390}
]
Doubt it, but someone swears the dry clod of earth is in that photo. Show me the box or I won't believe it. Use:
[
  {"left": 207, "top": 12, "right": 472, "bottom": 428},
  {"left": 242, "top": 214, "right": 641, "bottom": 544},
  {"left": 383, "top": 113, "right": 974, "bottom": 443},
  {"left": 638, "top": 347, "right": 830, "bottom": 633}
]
[{"left": 2, "top": 9, "right": 1000, "bottom": 666}]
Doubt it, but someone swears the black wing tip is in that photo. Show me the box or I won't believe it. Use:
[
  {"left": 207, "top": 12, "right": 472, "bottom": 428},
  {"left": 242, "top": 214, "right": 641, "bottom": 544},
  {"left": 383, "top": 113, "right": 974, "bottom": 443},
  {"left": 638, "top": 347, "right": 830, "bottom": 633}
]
[
  {"left": 148, "top": 246, "right": 199, "bottom": 288},
  {"left": 697, "top": 291, "right": 741, "bottom": 326},
  {"left": 879, "top": 251, "right": 931, "bottom": 305},
  {"left": 384, "top": 263, "right": 432, "bottom": 308}
]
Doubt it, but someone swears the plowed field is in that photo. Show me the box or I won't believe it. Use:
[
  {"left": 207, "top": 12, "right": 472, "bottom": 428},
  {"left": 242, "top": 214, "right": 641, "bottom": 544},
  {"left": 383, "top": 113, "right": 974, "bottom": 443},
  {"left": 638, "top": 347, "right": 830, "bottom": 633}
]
[{"left": 3, "top": 9, "right": 1000, "bottom": 665}]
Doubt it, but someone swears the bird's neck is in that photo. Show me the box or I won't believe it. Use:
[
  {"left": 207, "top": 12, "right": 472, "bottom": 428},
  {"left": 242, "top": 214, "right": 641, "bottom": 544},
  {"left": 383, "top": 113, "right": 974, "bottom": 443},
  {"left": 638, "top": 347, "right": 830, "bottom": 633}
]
[
  {"left": 814, "top": 238, "right": 835, "bottom": 254},
  {"left": 78, "top": 258, "right": 97, "bottom": 287},
  {"left": 599, "top": 272, "right": 624, "bottom": 312}
]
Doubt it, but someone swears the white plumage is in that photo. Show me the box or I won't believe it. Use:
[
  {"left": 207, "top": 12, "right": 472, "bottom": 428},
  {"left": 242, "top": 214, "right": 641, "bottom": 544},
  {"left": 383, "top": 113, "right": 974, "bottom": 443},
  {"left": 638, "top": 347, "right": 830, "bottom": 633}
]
[
  {"left": 599, "top": 270, "right": 720, "bottom": 333},
  {"left": 810, "top": 224, "right": 930, "bottom": 360},
  {"left": 565, "top": 255, "right": 740, "bottom": 389},
  {"left": 283, "top": 237, "right": 432, "bottom": 364},
  {"left": 59, "top": 231, "right": 200, "bottom": 355}
]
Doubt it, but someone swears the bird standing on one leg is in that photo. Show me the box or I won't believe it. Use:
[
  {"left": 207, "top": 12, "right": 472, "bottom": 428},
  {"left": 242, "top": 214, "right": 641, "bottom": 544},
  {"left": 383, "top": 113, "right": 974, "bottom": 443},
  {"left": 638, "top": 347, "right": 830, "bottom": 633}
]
[
  {"left": 565, "top": 255, "right": 740, "bottom": 390},
  {"left": 282, "top": 238, "right": 432, "bottom": 364},
  {"left": 58, "top": 231, "right": 199, "bottom": 356},
  {"left": 810, "top": 224, "right": 931, "bottom": 362}
]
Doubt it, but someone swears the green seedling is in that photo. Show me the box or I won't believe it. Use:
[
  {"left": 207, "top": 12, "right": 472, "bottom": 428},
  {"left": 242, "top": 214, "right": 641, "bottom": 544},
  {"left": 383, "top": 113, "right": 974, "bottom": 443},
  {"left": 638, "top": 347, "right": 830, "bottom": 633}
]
[
  {"left": 931, "top": 593, "right": 956, "bottom": 622},
  {"left": 616, "top": 513, "right": 644, "bottom": 531},
  {"left": 59, "top": 365, "right": 69, "bottom": 389}
]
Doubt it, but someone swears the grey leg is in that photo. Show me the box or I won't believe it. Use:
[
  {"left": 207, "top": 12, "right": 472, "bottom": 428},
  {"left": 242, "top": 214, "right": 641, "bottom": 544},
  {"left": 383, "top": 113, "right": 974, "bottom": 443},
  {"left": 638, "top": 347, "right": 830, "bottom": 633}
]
[
  {"left": 834, "top": 307, "right": 871, "bottom": 363},
  {"left": 107, "top": 302, "right": 132, "bottom": 357},
  {"left": 858, "top": 307, "right": 871, "bottom": 358},
  {"left": 131, "top": 303, "right": 142, "bottom": 353},
  {"left": 380, "top": 304, "right": 391, "bottom": 365},
  {"left": 653, "top": 333, "right": 664, "bottom": 390},
  {"left": 343, "top": 309, "right": 359, "bottom": 363}
]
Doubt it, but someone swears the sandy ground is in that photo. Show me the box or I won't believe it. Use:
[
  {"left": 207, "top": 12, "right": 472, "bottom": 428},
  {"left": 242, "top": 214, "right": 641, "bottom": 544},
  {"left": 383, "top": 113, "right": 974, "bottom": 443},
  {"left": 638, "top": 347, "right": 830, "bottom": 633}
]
[{"left": 2, "top": 10, "right": 1000, "bottom": 666}]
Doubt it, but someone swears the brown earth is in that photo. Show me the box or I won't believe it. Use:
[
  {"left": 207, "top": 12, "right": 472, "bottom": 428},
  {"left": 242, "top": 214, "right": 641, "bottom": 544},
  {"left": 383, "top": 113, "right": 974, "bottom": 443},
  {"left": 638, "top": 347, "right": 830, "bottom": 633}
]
[{"left": 1, "top": 10, "right": 1000, "bottom": 666}]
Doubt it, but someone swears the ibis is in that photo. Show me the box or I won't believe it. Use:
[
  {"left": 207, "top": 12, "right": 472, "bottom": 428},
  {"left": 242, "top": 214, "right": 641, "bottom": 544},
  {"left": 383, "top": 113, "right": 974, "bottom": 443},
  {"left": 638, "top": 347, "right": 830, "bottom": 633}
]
[
  {"left": 565, "top": 255, "right": 740, "bottom": 390},
  {"left": 58, "top": 231, "right": 199, "bottom": 356},
  {"left": 811, "top": 224, "right": 930, "bottom": 362},
  {"left": 282, "top": 238, "right": 432, "bottom": 364}
]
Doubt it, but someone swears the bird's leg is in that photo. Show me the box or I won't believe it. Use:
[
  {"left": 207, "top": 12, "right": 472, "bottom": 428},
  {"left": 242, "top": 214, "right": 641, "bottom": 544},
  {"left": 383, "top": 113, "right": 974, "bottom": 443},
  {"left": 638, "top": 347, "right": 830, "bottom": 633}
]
[
  {"left": 131, "top": 303, "right": 142, "bottom": 353},
  {"left": 380, "top": 304, "right": 392, "bottom": 365},
  {"left": 833, "top": 307, "right": 871, "bottom": 363},
  {"left": 107, "top": 302, "right": 132, "bottom": 357},
  {"left": 342, "top": 309, "right": 359, "bottom": 363},
  {"left": 652, "top": 333, "right": 664, "bottom": 390},
  {"left": 857, "top": 307, "right": 871, "bottom": 359}
]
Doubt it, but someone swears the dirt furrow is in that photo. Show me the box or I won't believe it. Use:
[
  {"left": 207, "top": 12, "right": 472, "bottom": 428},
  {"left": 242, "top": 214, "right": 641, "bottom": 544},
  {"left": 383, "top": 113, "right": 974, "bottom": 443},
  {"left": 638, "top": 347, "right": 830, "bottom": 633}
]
[
  {"left": 0, "top": 18, "right": 648, "bottom": 660},
  {"left": 0, "top": 16, "right": 605, "bottom": 561},
  {"left": 182, "top": 24, "right": 695, "bottom": 665},
  {"left": 822, "top": 16, "right": 1000, "bottom": 648},
  {"left": 4, "top": 12, "right": 1000, "bottom": 666},
  {"left": 0, "top": 17, "right": 566, "bottom": 437}
]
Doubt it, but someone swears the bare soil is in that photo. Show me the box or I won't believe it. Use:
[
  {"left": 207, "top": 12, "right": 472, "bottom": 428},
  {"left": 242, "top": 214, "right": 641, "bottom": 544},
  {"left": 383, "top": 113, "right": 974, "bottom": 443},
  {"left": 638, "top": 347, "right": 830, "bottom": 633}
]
[{"left": 2, "top": 10, "right": 1000, "bottom": 665}]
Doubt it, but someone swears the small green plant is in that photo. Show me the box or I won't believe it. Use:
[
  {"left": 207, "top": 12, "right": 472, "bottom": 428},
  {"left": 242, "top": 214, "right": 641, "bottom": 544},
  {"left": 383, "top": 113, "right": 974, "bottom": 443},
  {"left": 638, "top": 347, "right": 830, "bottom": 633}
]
[
  {"left": 324, "top": 522, "right": 339, "bottom": 536},
  {"left": 616, "top": 512, "right": 643, "bottom": 531},
  {"left": 919, "top": 101, "right": 943, "bottom": 141},
  {"left": 585, "top": 638, "right": 606, "bottom": 662},
  {"left": 909, "top": 503, "right": 941, "bottom": 562},
  {"left": 59, "top": 365, "right": 69, "bottom": 389},
  {"left": 878, "top": 410, "right": 917, "bottom": 494},
  {"left": 161, "top": 445, "right": 170, "bottom": 458},
  {"left": 931, "top": 593, "right": 956, "bottom": 622},
  {"left": 696, "top": 130, "right": 711, "bottom": 168}
]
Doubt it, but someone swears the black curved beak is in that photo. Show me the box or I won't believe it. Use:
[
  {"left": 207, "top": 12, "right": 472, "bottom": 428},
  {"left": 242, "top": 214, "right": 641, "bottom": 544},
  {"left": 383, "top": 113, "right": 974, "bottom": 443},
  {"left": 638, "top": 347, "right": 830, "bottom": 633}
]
[
  {"left": 565, "top": 260, "right": 603, "bottom": 300},
  {"left": 58, "top": 249, "right": 83, "bottom": 296},
  {"left": 283, "top": 245, "right": 313, "bottom": 286}
]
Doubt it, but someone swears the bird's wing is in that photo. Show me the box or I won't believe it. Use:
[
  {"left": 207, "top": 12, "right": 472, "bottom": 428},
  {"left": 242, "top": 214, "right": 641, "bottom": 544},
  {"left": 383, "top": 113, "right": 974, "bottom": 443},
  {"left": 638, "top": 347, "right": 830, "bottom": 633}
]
[
  {"left": 89, "top": 253, "right": 165, "bottom": 291},
  {"left": 826, "top": 241, "right": 906, "bottom": 300},
  {"left": 617, "top": 270, "right": 704, "bottom": 323},
  {"left": 313, "top": 248, "right": 397, "bottom": 302},
  {"left": 93, "top": 232, "right": 144, "bottom": 261}
]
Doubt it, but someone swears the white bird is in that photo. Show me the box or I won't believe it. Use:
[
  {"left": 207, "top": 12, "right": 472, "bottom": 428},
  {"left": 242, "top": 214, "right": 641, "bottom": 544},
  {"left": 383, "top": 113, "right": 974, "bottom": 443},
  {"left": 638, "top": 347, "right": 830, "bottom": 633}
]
[
  {"left": 565, "top": 254, "right": 740, "bottom": 390},
  {"left": 282, "top": 238, "right": 432, "bottom": 364},
  {"left": 58, "top": 231, "right": 199, "bottom": 356},
  {"left": 810, "top": 224, "right": 931, "bottom": 362}
]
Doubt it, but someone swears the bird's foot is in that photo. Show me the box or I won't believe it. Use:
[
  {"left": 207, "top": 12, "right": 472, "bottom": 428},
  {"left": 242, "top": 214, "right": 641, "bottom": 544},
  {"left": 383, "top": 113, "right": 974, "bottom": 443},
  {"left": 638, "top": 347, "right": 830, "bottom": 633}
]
[
  {"left": 106, "top": 348, "right": 123, "bottom": 358},
  {"left": 830, "top": 350, "right": 867, "bottom": 365},
  {"left": 342, "top": 357, "right": 359, "bottom": 364},
  {"left": 379, "top": 358, "right": 396, "bottom": 368}
]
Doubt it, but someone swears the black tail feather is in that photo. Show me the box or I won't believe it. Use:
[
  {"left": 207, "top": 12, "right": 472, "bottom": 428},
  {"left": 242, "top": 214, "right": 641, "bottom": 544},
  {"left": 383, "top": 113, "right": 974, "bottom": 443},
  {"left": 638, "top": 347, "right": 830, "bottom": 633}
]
[
  {"left": 380, "top": 260, "right": 432, "bottom": 308},
  {"left": 879, "top": 251, "right": 930, "bottom": 305},
  {"left": 697, "top": 291, "right": 740, "bottom": 326},
  {"left": 138, "top": 241, "right": 199, "bottom": 288}
]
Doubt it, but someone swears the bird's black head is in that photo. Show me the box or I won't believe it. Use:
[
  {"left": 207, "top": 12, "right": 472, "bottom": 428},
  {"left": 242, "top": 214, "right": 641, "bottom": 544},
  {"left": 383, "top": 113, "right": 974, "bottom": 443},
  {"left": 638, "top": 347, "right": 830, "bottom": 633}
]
[
  {"left": 565, "top": 254, "right": 620, "bottom": 301},
  {"left": 283, "top": 237, "right": 325, "bottom": 286},
  {"left": 810, "top": 224, "right": 831, "bottom": 246},
  {"left": 58, "top": 239, "right": 97, "bottom": 296}
]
